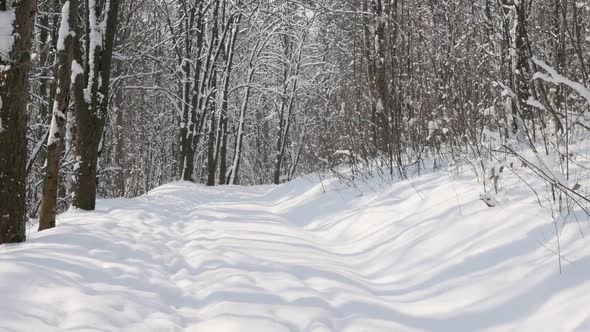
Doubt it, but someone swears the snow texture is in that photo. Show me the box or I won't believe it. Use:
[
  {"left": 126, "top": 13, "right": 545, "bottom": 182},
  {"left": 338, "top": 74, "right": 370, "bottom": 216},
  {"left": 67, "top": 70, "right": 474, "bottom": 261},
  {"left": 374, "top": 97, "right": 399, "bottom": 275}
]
[
  {"left": 56, "top": 2, "right": 71, "bottom": 51},
  {"left": 1, "top": 171, "right": 589, "bottom": 331},
  {"left": 533, "top": 57, "right": 590, "bottom": 104},
  {"left": 84, "top": 0, "right": 109, "bottom": 104},
  {"left": 0, "top": 9, "right": 15, "bottom": 61},
  {"left": 71, "top": 60, "right": 84, "bottom": 83},
  {"left": 526, "top": 97, "right": 545, "bottom": 110}
]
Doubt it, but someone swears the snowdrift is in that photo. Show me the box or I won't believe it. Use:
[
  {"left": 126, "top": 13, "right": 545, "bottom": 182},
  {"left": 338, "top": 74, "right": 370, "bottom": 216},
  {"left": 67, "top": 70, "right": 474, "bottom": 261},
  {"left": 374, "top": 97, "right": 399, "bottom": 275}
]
[{"left": 1, "top": 169, "right": 589, "bottom": 331}]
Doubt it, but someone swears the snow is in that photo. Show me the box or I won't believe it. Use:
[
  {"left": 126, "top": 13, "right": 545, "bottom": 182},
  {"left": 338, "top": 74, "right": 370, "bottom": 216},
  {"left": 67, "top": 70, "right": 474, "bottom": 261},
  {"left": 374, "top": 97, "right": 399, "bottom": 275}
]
[
  {"left": 85, "top": 0, "right": 109, "bottom": 103},
  {"left": 376, "top": 99, "right": 384, "bottom": 112},
  {"left": 333, "top": 149, "right": 351, "bottom": 156},
  {"left": 533, "top": 57, "right": 590, "bottom": 105},
  {"left": 0, "top": 9, "right": 15, "bottom": 61},
  {"left": 1, "top": 169, "right": 589, "bottom": 331},
  {"left": 526, "top": 97, "right": 545, "bottom": 110},
  {"left": 71, "top": 60, "right": 84, "bottom": 83},
  {"left": 428, "top": 120, "right": 438, "bottom": 131},
  {"left": 47, "top": 101, "right": 66, "bottom": 146},
  {"left": 56, "top": 2, "right": 71, "bottom": 51}
]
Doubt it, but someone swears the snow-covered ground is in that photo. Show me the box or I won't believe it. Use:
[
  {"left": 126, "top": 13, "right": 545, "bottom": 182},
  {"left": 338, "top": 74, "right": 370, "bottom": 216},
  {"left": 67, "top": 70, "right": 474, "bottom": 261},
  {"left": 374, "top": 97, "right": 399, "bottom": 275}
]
[{"left": 1, "top": 169, "right": 589, "bottom": 331}]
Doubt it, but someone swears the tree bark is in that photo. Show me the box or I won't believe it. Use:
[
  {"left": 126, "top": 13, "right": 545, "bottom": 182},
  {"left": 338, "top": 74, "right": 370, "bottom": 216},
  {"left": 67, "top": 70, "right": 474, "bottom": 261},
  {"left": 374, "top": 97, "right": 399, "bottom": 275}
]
[
  {"left": 73, "top": 0, "right": 121, "bottom": 210},
  {"left": 206, "top": 2, "right": 220, "bottom": 186},
  {"left": 0, "top": 0, "right": 36, "bottom": 244},
  {"left": 179, "top": 2, "right": 202, "bottom": 182},
  {"left": 39, "top": 0, "right": 78, "bottom": 231},
  {"left": 217, "top": 15, "right": 239, "bottom": 185}
]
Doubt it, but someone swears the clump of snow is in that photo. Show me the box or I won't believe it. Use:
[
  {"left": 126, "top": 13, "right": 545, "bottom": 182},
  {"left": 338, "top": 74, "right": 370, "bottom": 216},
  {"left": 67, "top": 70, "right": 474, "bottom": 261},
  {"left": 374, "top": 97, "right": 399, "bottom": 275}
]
[
  {"left": 0, "top": 9, "right": 15, "bottom": 61},
  {"left": 71, "top": 59, "right": 83, "bottom": 83},
  {"left": 1, "top": 167, "right": 589, "bottom": 331},
  {"left": 333, "top": 149, "right": 351, "bottom": 156},
  {"left": 527, "top": 96, "right": 546, "bottom": 110},
  {"left": 428, "top": 120, "right": 438, "bottom": 131},
  {"left": 56, "top": 2, "right": 72, "bottom": 51}
]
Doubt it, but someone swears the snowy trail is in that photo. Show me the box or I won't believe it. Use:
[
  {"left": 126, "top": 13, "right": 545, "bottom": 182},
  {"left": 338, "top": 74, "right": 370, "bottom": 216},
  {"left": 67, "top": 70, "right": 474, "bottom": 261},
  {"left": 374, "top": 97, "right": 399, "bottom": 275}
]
[{"left": 1, "top": 174, "right": 590, "bottom": 331}]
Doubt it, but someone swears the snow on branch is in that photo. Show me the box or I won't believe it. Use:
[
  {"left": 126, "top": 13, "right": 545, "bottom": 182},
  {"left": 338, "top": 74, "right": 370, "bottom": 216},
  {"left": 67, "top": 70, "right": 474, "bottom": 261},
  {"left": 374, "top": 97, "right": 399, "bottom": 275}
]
[{"left": 532, "top": 57, "right": 590, "bottom": 105}]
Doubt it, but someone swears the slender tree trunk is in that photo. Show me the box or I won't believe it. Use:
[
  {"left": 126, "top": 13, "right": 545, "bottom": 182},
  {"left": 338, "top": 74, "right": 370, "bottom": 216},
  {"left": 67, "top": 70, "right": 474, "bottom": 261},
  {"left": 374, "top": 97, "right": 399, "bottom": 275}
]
[
  {"left": 229, "top": 67, "right": 254, "bottom": 185},
  {"left": 39, "top": 0, "right": 78, "bottom": 230},
  {"left": 373, "top": 0, "right": 392, "bottom": 162},
  {"left": 38, "top": 12, "right": 49, "bottom": 122},
  {"left": 514, "top": 2, "right": 531, "bottom": 122},
  {"left": 228, "top": 37, "right": 262, "bottom": 185},
  {"left": 114, "top": 94, "right": 125, "bottom": 197},
  {"left": 180, "top": 58, "right": 193, "bottom": 181},
  {"left": 218, "top": 117, "right": 228, "bottom": 184},
  {"left": 206, "top": 111, "right": 216, "bottom": 186},
  {"left": 273, "top": 28, "right": 306, "bottom": 185},
  {"left": 206, "top": 3, "right": 220, "bottom": 186},
  {"left": 216, "top": 13, "right": 239, "bottom": 185},
  {"left": 180, "top": 3, "right": 203, "bottom": 181}
]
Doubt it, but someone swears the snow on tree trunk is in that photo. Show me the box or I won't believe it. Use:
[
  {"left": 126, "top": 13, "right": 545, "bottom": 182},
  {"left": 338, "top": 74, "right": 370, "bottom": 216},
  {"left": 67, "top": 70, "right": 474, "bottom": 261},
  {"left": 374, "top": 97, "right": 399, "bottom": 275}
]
[
  {"left": 39, "top": 0, "right": 78, "bottom": 231},
  {"left": 73, "top": 0, "right": 121, "bottom": 210}
]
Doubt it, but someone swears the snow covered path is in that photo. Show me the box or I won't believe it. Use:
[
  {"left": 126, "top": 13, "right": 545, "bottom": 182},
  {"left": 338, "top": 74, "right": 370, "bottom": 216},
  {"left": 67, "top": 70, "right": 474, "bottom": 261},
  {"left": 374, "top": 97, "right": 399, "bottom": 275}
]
[{"left": 1, "top": 174, "right": 590, "bottom": 331}]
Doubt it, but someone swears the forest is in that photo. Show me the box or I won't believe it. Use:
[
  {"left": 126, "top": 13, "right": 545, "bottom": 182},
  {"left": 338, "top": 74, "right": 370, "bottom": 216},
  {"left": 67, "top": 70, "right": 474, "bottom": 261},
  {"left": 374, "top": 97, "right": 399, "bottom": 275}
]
[
  {"left": 1, "top": 0, "right": 590, "bottom": 244},
  {"left": 2, "top": 1, "right": 590, "bottom": 330}
]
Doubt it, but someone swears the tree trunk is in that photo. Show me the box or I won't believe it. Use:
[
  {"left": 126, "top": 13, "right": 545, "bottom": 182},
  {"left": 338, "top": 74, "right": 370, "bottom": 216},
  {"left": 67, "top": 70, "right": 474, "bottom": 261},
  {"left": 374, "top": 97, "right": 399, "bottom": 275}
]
[
  {"left": 73, "top": 0, "right": 121, "bottom": 210},
  {"left": 180, "top": 58, "right": 194, "bottom": 181},
  {"left": 229, "top": 67, "right": 254, "bottom": 185},
  {"left": 206, "top": 3, "right": 220, "bottom": 187},
  {"left": 0, "top": 0, "right": 36, "bottom": 244},
  {"left": 179, "top": 3, "right": 203, "bottom": 182},
  {"left": 216, "top": 13, "right": 240, "bottom": 186},
  {"left": 39, "top": 0, "right": 78, "bottom": 231},
  {"left": 206, "top": 113, "right": 216, "bottom": 186},
  {"left": 228, "top": 31, "right": 263, "bottom": 185},
  {"left": 218, "top": 117, "right": 228, "bottom": 184}
]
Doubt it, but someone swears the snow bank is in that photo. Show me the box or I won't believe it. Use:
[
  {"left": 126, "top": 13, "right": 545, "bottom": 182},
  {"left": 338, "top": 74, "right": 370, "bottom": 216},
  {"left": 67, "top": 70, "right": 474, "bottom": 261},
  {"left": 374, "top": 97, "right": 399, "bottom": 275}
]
[{"left": 1, "top": 169, "right": 589, "bottom": 331}]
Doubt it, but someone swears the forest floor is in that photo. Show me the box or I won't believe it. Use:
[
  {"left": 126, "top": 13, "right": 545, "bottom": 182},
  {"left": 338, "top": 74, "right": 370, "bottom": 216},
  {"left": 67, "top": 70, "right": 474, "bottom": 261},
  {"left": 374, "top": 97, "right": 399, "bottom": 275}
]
[{"left": 1, "top": 167, "right": 590, "bottom": 331}]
